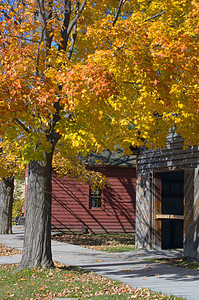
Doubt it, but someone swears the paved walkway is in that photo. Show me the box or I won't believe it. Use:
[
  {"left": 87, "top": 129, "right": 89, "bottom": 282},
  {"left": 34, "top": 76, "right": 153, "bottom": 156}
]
[{"left": 0, "top": 226, "right": 199, "bottom": 300}]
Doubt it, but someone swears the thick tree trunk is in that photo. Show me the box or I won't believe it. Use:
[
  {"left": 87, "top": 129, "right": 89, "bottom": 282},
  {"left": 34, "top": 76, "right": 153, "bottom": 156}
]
[
  {"left": 0, "top": 176, "right": 14, "bottom": 234},
  {"left": 19, "top": 152, "right": 54, "bottom": 269}
]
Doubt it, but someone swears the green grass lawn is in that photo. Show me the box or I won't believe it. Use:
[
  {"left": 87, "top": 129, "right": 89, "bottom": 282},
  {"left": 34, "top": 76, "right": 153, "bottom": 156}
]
[
  {"left": 52, "top": 232, "right": 137, "bottom": 253},
  {"left": 0, "top": 263, "right": 181, "bottom": 299},
  {"left": 146, "top": 258, "right": 199, "bottom": 271}
]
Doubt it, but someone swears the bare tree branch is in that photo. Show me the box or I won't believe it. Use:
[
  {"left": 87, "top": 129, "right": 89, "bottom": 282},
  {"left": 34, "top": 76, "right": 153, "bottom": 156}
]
[
  {"left": 145, "top": 11, "right": 165, "bottom": 22},
  {"left": 112, "top": 0, "right": 126, "bottom": 26},
  {"left": 123, "top": 81, "right": 142, "bottom": 85},
  {"left": 66, "top": 0, "right": 86, "bottom": 37},
  {"left": 0, "top": 34, "right": 40, "bottom": 43},
  {"left": 60, "top": 0, "right": 86, "bottom": 53},
  {"left": 67, "top": 1, "right": 79, "bottom": 60},
  {"left": 13, "top": 119, "right": 30, "bottom": 134},
  {"left": 59, "top": 0, "right": 72, "bottom": 51},
  {"left": 36, "top": 28, "right": 45, "bottom": 76},
  {"left": 35, "top": 0, "right": 53, "bottom": 48}
]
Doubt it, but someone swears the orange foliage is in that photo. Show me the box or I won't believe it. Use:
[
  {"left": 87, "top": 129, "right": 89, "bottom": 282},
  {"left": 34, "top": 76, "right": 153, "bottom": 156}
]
[{"left": 0, "top": 0, "right": 198, "bottom": 168}]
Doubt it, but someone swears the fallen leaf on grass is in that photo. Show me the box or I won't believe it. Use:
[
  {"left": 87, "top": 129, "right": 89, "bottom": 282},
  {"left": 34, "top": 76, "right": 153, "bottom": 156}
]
[{"left": 48, "top": 271, "right": 54, "bottom": 276}]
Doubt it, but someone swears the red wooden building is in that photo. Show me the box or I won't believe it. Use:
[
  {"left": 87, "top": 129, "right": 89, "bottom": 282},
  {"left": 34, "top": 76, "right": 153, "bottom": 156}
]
[{"left": 51, "top": 150, "right": 136, "bottom": 233}]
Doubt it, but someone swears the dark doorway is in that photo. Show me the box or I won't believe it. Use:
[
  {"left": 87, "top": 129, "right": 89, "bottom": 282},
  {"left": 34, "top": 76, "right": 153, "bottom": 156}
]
[{"left": 161, "top": 171, "right": 184, "bottom": 249}]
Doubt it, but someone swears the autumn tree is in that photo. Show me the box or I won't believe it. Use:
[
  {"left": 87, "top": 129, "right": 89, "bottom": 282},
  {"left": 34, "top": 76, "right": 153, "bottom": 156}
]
[
  {"left": 0, "top": 139, "right": 24, "bottom": 234},
  {"left": 0, "top": 176, "right": 14, "bottom": 234},
  {"left": 0, "top": 0, "right": 198, "bottom": 268}
]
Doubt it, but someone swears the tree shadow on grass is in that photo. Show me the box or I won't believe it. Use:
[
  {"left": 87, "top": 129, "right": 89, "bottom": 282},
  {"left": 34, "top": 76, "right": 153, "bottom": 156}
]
[{"left": 53, "top": 233, "right": 135, "bottom": 247}]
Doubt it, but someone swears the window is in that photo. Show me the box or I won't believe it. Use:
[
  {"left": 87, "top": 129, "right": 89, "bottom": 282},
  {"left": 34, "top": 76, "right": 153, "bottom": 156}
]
[{"left": 89, "top": 187, "right": 102, "bottom": 209}]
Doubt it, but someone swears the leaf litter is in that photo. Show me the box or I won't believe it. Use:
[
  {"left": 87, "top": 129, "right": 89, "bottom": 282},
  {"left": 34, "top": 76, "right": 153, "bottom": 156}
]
[{"left": 0, "top": 263, "right": 181, "bottom": 299}]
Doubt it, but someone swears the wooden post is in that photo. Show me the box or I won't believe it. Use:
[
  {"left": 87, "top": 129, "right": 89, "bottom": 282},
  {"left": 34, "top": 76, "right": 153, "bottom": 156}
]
[
  {"left": 135, "top": 173, "right": 151, "bottom": 249},
  {"left": 184, "top": 168, "right": 199, "bottom": 259},
  {"left": 154, "top": 173, "right": 162, "bottom": 249}
]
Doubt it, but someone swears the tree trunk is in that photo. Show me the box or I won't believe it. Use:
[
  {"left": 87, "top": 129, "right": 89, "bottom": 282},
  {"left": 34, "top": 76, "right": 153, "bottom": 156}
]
[
  {"left": 19, "top": 152, "right": 54, "bottom": 269},
  {"left": 0, "top": 176, "right": 14, "bottom": 234}
]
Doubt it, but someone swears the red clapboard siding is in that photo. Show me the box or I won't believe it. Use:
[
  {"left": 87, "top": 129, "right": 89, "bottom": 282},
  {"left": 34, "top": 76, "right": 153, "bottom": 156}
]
[{"left": 51, "top": 166, "right": 136, "bottom": 233}]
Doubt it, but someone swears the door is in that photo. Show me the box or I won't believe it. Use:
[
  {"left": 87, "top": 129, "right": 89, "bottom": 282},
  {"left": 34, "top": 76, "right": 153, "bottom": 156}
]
[{"left": 155, "top": 171, "right": 184, "bottom": 249}]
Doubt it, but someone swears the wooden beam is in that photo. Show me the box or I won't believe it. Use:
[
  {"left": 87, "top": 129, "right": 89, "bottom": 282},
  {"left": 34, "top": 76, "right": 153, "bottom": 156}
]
[{"left": 155, "top": 214, "right": 184, "bottom": 220}]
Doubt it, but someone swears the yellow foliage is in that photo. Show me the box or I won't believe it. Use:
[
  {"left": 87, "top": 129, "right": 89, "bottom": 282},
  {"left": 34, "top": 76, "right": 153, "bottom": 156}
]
[
  {"left": 0, "top": 139, "right": 25, "bottom": 178},
  {"left": 53, "top": 153, "right": 109, "bottom": 188},
  {"left": 0, "top": 0, "right": 198, "bottom": 177}
]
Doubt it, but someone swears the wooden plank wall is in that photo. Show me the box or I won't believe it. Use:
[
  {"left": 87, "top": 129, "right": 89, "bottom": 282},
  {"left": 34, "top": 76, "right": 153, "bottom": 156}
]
[
  {"left": 136, "top": 133, "right": 199, "bottom": 251},
  {"left": 184, "top": 168, "right": 199, "bottom": 259},
  {"left": 51, "top": 167, "right": 136, "bottom": 233},
  {"left": 137, "top": 134, "right": 199, "bottom": 173}
]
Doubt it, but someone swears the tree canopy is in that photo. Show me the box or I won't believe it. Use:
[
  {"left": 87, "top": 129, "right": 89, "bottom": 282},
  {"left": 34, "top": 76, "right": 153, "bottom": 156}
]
[{"left": 0, "top": 0, "right": 198, "bottom": 166}]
